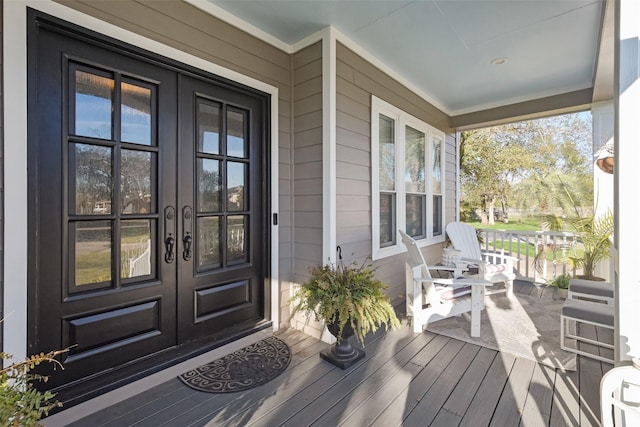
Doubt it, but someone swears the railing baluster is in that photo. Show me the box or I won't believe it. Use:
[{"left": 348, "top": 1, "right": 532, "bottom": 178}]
[{"left": 475, "top": 227, "right": 577, "bottom": 283}]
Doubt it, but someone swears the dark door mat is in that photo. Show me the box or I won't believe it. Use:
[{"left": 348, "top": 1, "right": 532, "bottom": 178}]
[{"left": 178, "top": 336, "right": 291, "bottom": 393}]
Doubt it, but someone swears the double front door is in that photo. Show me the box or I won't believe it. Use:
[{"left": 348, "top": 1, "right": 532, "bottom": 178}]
[{"left": 28, "top": 16, "right": 269, "bottom": 391}]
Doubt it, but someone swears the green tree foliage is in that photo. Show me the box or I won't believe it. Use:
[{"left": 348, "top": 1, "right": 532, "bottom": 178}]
[
  {"left": 460, "top": 113, "right": 593, "bottom": 224},
  {"left": 460, "top": 127, "right": 532, "bottom": 224}
]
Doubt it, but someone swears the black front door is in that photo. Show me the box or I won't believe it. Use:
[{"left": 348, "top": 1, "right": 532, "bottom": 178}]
[
  {"left": 27, "top": 13, "right": 268, "bottom": 397},
  {"left": 176, "top": 75, "right": 266, "bottom": 343}
]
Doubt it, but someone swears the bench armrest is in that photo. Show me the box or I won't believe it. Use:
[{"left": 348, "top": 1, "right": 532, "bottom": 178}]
[
  {"left": 414, "top": 277, "right": 491, "bottom": 287},
  {"left": 426, "top": 265, "right": 468, "bottom": 273}
]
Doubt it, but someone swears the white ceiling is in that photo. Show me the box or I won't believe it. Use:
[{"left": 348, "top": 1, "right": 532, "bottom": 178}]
[{"left": 207, "top": 0, "right": 605, "bottom": 116}]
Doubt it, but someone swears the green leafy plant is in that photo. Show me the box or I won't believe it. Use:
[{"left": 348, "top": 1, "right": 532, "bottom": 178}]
[
  {"left": 0, "top": 349, "right": 66, "bottom": 426},
  {"left": 549, "top": 273, "right": 571, "bottom": 289},
  {"left": 567, "top": 211, "right": 614, "bottom": 280},
  {"left": 534, "top": 210, "right": 613, "bottom": 280},
  {"left": 290, "top": 256, "right": 400, "bottom": 345}
]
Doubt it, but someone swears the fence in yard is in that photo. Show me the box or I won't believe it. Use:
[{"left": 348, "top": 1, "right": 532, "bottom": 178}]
[{"left": 476, "top": 228, "right": 581, "bottom": 283}]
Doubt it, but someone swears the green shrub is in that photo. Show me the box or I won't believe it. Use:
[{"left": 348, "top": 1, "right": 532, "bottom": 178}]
[
  {"left": 549, "top": 274, "right": 571, "bottom": 289},
  {"left": 290, "top": 258, "right": 400, "bottom": 345},
  {"left": 0, "top": 350, "right": 65, "bottom": 426}
]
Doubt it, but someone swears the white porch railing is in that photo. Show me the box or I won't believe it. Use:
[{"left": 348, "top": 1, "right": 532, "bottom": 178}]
[{"left": 476, "top": 228, "right": 580, "bottom": 283}]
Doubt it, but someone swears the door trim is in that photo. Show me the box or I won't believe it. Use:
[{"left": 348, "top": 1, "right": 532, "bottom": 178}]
[{"left": 4, "top": 0, "right": 279, "bottom": 362}]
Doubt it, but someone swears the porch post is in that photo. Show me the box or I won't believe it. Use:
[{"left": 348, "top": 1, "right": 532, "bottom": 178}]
[{"left": 614, "top": 0, "right": 640, "bottom": 363}]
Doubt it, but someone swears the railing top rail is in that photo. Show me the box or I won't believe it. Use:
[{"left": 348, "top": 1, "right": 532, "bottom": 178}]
[{"left": 476, "top": 228, "right": 577, "bottom": 238}]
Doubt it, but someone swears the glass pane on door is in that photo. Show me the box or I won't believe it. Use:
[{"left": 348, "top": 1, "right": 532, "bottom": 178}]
[
  {"left": 198, "top": 216, "right": 221, "bottom": 268},
  {"left": 121, "top": 219, "right": 152, "bottom": 279},
  {"left": 198, "top": 100, "right": 221, "bottom": 155},
  {"left": 74, "top": 70, "right": 114, "bottom": 140},
  {"left": 73, "top": 221, "right": 112, "bottom": 286},
  {"left": 227, "top": 215, "right": 246, "bottom": 263},
  {"left": 227, "top": 162, "right": 246, "bottom": 211},
  {"left": 121, "top": 149, "right": 153, "bottom": 214},
  {"left": 227, "top": 110, "right": 246, "bottom": 158},
  {"left": 198, "top": 159, "right": 221, "bottom": 212},
  {"left": 121, "top": 82, "right": 152, "bottom": 145},
  {"left": 71, "top": 143, "right": 112, "bottom": 215}
]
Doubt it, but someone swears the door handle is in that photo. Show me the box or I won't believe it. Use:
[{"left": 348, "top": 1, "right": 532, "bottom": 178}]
[
  {"left": 164, "top": 206, "right": 176, "bottom": 263},
  {"left": 165, "top": 235, "right": 175, "bottom": 263},
  {"left": 182, "top": 206, "right": 193, "bottom": 261},
  {"left": 183, "top": 234, "right": 193, "bottom": 261}
]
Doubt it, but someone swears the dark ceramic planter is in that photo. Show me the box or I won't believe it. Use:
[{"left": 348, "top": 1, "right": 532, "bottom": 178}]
[{"left": 320, "top": 316, "right": 365, "bottom": 369}]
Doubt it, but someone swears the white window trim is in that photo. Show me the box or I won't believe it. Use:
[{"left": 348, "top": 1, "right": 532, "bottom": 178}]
[{"left": 371, "top": 96, "right": 445, "bottom": 260}]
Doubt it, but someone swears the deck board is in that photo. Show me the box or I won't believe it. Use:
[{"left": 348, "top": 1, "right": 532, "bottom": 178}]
[
  {"left": 459, "top": 352, "right": 516, "bottom": 427},
  {"left": 489, "top": 357, "right": 537, "bottom": 426},
  {"left": 65, "top": 378, "right": 184, "bottom": 426},
  {"left": 161, "top": 334, "right": 330, "bottom": 427},
  {"left": 50, "top": 284, "right": 613, "bottom": 427},
  {"left": 430, "top": 408, "right": 462, "bottom": 427},
  {"left": 369, "top": 336, "right": 462, "bottom": 427},
  {"left": 242, "top": 336, "right": 431, "bottom": 425},
  {"left": 401, "top": 342, "right": 481, "bottom": 426},
  {"left": 442, "top": 346, "right": 496, "bottom": 417},
  {"left": 549, "top": 366, "right": 581, "bottom": 426},
  {"left": 280, "top": 330, "right": 434, "bottom": 427},
  {"left": 519, "top": 362, "right": 556, "bottom": 426},
  {"left": 316, "top": 334, "right": 433, "bottom": 426},
  {"left": 577, "top": 324, "right": 609, "bottom": 427},
  {"left": 366, "top": 334, "right": 452, "bottom": 427},
  {"left": 337, "top": 333, "right": 449, "bottom": 426}
]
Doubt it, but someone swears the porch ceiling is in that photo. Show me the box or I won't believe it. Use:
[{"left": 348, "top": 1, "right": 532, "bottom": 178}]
[{"left": 207, "top": 0, "right": 607, "bottom": 117}]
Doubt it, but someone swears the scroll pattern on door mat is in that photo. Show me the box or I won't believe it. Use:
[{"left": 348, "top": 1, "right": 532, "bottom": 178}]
[{"left": 179, "top": 336, "right": 291, "bottom": 393}]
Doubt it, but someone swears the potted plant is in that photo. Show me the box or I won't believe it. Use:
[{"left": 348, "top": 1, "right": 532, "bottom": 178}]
[
  {"left": 548, "top": 273, "right": 571, "bottom": 299},
  {"left": 567, "top": 211, "right": 614, "bottom": 281},
  {"left": 290, "top": 249, "right": 400, "bottom": 369},
  {"left": 535, "top": 210, "right": 614, "bottom": 281}
]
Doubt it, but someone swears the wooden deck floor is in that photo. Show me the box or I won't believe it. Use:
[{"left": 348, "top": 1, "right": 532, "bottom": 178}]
[{"left": 47, "top": 286, "right": 613, "bottom": 427}]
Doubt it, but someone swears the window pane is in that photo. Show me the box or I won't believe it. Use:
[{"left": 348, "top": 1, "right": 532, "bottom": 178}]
[
  {"left": 72, "top": 143, "right": 112, "bottom": 215},
  {"left": 121, "top": 82, "right": 151, "bottom": 145},
  {"left": 75, "top": 70, "right": 113, "bottom": 139},
  {"left": 379, "top": 114, "right": 395, "bottom": 191},
  {"left": 121, "top": 220, "right": 152, "bottom": 279},
  {"left": 121, "top": 150, "right": 152, "bottom": 214},
  {"left": 406, "top": 194, "right": 425, "bottom": 239},
  {"left": 228, "top": 215, "right": 246, "bottom": 264},
  {"left": 227, "top": 162, "right": 246, "bottom": 212},
  {"left": 405, "top": 126, "right": 425, "bottom": 193},
  {"left": 379, "top": 193, "right": 395, "bottom": 247},
  {"left": 198, "top": 159, "right": 221, "bottom": 212},
  {"left": 432, "top": 135, "right": 443, "bottom": 194},
  {"left": 198, "top": 100, "right": 221, "bottom": 154},
  {"left": 227, "top": 110, "right": 246, "bottom": 158},
  {"left": 433, "top": 195, "right": 443, "bottom": 236},
  {"left": 73, "top": 221, "right": 112, "bottom": 286},
  {"left": 198, "top": 217, "right": 221, "bottom": 269}
]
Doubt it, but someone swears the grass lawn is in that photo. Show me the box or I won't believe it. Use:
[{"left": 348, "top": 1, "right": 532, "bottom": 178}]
[
  {"left": 490, "top": 240, "right": 577, "bottom": 262},
  {"left": 466, "top": 217, "right": 542, "bottom": 231}
]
